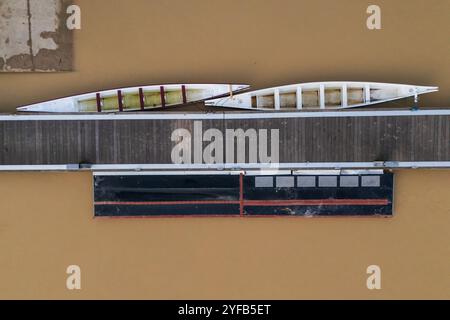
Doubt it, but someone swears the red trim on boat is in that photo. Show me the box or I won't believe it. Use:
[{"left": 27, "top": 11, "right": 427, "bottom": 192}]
[
  {"left": 118, "top": 90, "right": 124, "bottom": 112},
  {"left": 96, "top": 93, "right": 102, "bottom": 112},
  {"left": 139, "top": 88, "right": 145, "bottom": 110},
  {"left": 181, "top": 85, "right": 187, "bottom": 104},
  {"left": 160, "top": 86, "right": 166, "bottom": 107}
]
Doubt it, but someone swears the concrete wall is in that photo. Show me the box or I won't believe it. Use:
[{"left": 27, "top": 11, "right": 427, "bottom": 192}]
[{"left": 0, "top": 0, "right": 73, "bottom": 72}]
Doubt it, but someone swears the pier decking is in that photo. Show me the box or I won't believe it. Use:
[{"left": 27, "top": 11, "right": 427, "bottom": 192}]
[{"left": 0, "top": 110, "right": 449, "bottom": 170}]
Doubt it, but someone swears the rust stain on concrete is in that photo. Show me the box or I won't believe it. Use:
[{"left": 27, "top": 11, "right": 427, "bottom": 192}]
[{"left": 0, "top": 0, "right": 73, "bottom": 72}]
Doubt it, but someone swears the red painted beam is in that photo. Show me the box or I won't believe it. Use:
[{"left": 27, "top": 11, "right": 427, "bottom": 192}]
[
  {"left": 239, "top": 173, "right": 244, "bottom": 216},
  {"left": 244, "top": 199, "right": 389, "bottom": 206}
]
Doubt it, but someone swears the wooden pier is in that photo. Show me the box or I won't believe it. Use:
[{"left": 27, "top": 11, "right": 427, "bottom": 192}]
[{"left": 0, "top": 110, "right": 449, "bottom": 169}]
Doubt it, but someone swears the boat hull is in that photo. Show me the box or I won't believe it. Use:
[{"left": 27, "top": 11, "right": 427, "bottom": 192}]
[
  {"left": 17, "top": 84, "right": 250, "bottom": 113},
  {"left": 205, "top": 82, "right": 438, "bottom": 111}
]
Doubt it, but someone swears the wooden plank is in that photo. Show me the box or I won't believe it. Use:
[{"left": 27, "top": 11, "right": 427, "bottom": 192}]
[{"left": 0, "top": 115, "right": 448, "bottom": 165}]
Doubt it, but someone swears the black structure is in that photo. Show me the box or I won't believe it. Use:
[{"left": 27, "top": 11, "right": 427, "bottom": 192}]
[{"left": 94, "top": 173, "right": 394, "bottom": 217}]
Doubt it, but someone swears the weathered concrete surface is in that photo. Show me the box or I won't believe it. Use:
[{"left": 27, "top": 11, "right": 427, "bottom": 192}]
[{"left": 0, "top": 0, "right": 73, "bottom": 72}]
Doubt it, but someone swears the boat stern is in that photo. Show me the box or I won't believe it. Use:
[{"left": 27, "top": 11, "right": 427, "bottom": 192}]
[
  {"left": 416, "top": 85, "right": 439, "bottom": 94},
  {"left": 205, "top": 94, "right": 253, "bottom": 109},
  {"left": 211, "top": 84, "right": 250, "bottom": 97},
  {"left": 17, "top": 97, "right": 78, "bottom": 113},
  {"left": 231, "top": 84, "right": 251, "bottom": 92}
]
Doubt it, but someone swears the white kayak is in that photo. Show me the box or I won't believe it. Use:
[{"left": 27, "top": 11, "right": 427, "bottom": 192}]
[
  {"left": 17, "top": 84, "right": 250, "bottom": 113},
  {"left": 205, "top": 82, "right": 438, "bottom": 111}
]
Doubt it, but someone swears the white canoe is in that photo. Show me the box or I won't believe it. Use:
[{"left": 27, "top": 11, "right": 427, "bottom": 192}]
[
  {"left": 205, "top": 82, "right": 438, "bottom": 111},
  {"left": 17, "top": 84, "right": 250, "bottom": 113}
]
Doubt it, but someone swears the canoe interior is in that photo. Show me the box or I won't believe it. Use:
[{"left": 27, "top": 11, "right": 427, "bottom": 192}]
[
  {"left": 78, "top": 88, "right": 205, "bottom": 112},
  {"left": 249, "top": 85, "right": 408, "bottom": 110},
  {"left": 17, "top": 84, "right": 250, "bottom": 113}
]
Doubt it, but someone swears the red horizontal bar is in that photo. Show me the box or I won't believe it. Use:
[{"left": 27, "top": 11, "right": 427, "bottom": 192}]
[
  {"left": 244, "top": 199, "right": 389, "bottom": 206},
  {"left": 96, "top": 215, "right": 242, "bottom": 219}
]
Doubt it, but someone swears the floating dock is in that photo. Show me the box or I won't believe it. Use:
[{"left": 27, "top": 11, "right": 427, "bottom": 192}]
[
  {"left": 0, "top": 110, "right": 449, "bottom": 170},
  {"left": 94, "top": 171, "right": 394, "bottom": 217}
]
